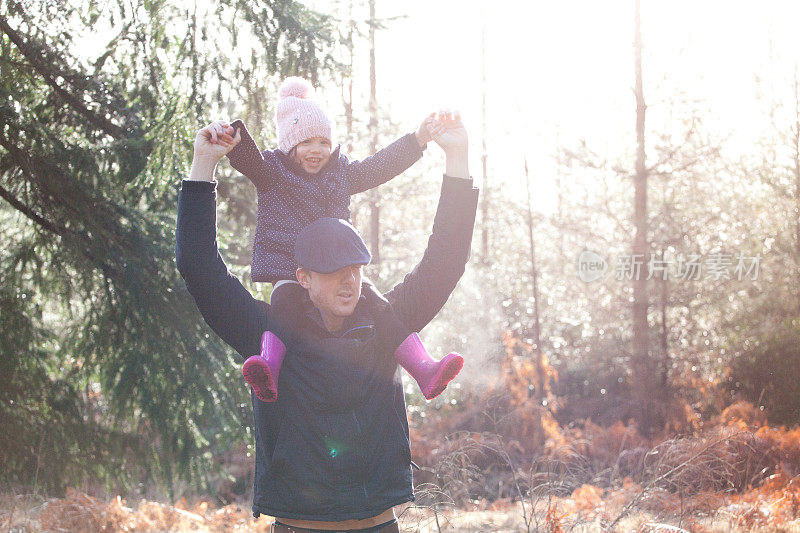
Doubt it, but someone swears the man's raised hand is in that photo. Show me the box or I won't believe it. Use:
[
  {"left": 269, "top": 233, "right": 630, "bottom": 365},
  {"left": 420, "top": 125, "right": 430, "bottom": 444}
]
[
  {"left": 188, "top": 120, "right": 241, "bottom": 181},
  {"left": 193, "top": 120, "right": 241, "bottom": 163},
  {"left": 427, "top": 110, "right": 469, "bottom": 179},
  {"left": 429, "top": 110, "right": 467, "bottom": 155}
]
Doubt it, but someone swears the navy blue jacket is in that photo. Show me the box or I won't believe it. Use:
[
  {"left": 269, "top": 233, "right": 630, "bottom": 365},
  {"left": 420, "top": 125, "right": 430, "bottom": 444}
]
[
  {"left": 227, "top": 120, "right": 424, "bottom": 282},
  {"left": 175, "top": 175, "right": 478, "bottom": 521}
]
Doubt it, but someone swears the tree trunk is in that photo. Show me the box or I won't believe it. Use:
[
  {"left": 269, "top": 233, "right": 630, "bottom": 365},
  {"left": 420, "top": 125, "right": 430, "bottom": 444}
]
[
  {"left": 632, "top": 0, "right": 657, "bottom": 434},
  {"left": 556, "top": 134, "right": 565, "bottom": 260},
  {"left": 189, "top": 2, "right": 201, "bottom": 122},
  {"left": 793, "top": 69, "right": 800, "bottom": 312},
  {"left": 480, "top": 25, "right": 489, "bottom": 264},
  {"left": 524, "top": 158, "right": 543, "bottom": 356},
  {"left": 659, "top": 248, "right": 670, "bottom": 390},
  {"left": 525, "top": 158, "right": 545, "bottom": 398},
  {"left": 368, "top": 0, "right": 380, "bottom": 263},
  {"left": 343, "top": 0, "right": 355, "bottom": 156}
]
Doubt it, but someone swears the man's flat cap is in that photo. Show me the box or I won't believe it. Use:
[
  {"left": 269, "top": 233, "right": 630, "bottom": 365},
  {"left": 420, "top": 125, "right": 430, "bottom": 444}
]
[{"left": 294, "top": 218, "right": 372, "bottom": 273}]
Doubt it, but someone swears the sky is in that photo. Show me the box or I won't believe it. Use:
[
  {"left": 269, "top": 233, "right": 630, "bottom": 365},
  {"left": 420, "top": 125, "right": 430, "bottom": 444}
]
[
  {"left": 310, "top": 0, "right": 800, "bottom": 213},
  {"left": 69, "top": 0, "right": 800, "bottom": 212}
]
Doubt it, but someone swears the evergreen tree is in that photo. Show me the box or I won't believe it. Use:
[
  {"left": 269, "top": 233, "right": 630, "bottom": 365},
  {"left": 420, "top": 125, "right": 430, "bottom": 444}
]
[{"left": 0, "top": 0, "right": 335, "bottom": 497}]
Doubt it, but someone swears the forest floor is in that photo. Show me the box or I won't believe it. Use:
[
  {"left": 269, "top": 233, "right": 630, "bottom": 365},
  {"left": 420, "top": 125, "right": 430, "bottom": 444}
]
[
  {"left": 7, "top": 377, "right": 800, "bottom": 533},
  {"left": 7, "top": 400, "right": 800, "bottom": 531},
  {"left": 4, "top": 473, "right": 800, "bottom": 533}
]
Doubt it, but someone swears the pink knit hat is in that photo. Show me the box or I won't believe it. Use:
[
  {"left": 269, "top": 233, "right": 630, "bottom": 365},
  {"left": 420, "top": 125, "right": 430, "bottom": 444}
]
[{"left": 276, "top": 77, "right": 332, "bottom": 153}]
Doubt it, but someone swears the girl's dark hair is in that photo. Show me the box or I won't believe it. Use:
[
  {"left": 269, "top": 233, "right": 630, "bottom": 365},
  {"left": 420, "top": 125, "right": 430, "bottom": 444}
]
[{"left": 288, "top": 146, "right": 297, "bottom": 159}]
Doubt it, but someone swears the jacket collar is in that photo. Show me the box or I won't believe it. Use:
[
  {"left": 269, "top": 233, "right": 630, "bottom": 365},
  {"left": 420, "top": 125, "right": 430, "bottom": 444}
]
[{"left": 276, "top": 144, "right": 342, "bottom": 177}]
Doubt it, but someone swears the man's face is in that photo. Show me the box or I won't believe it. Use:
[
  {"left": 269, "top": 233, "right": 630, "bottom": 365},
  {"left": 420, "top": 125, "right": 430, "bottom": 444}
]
[{"left": 297, "top": 264, "right": 363, "bottom": 331}]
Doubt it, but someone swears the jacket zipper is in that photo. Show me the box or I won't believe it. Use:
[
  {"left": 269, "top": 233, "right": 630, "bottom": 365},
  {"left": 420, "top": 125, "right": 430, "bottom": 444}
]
[
  {"left": 341, "top": 324, "right": 374, "bottom": 338},
  {"left": 352, "top": 411, "right": 368, "bottom": 499}
]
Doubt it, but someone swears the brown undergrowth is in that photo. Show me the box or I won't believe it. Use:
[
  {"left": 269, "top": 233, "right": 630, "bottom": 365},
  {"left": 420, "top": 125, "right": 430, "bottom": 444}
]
[
  {"left": 6, "top": 333, "right": 800, "bottom": 531},
  {"left": 404, "top": 332, "right": 800, "bottom": 531},
  {"left": 5, "top": 407, "right": 800, "bottom": 532}
]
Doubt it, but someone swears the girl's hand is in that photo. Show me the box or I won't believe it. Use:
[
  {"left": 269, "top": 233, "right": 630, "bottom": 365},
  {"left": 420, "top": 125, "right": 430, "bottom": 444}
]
[
  {"left": 193, "top": 120, "right": 241, "bottom": 163},
  {"left": 415, "top": 113, "right": 436, "bottom": 147}
]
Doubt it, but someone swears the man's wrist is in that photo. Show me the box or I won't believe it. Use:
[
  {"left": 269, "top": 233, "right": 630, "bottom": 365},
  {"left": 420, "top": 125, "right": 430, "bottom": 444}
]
[
  {"left": 444, "top": 149, "right": 469, "bottom": 179},
  {"left": 188, "top": 155, "right": 218, "bottom": 182}
]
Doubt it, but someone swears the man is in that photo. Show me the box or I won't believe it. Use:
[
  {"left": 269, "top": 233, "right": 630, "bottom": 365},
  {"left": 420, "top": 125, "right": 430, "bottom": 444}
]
[{"left": 176, "top": 113, "right": 478, "bottom": 532}]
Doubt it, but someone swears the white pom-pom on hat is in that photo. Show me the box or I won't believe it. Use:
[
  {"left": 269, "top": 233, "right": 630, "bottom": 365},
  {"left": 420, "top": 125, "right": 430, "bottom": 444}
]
[{"left": 278, "top": 76, "right": 314, "bottom": 100}]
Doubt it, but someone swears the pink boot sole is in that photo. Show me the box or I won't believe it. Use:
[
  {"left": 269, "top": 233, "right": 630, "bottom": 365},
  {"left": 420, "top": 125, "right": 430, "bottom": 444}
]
[
  {"left": 421, "top": 353, "right": 464, "bottom": 400},
  {"left": 242, "top": 356, "right": 277, "bottom": 402}
]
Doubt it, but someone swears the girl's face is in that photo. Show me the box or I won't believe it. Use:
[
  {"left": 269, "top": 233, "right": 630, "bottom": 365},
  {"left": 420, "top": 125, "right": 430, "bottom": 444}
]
[{"left": 293, "top": 137, "right": 332, "bottom": 173}]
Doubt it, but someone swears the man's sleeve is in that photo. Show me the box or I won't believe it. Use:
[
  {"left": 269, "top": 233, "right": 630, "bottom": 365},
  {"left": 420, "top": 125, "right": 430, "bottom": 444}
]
[
  {"left": 175, "top": 179, "right": 267, "bottom": 359},
  {"left": 384, "top": 175, "right": 479, "bottom": 333},
  {"left": 345, "top": 133, "right": 424, "bottom": 195}
]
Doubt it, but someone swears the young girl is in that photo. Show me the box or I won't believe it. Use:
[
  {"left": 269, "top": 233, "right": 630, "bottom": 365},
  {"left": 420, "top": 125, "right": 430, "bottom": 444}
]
[{"left": 207, "top": 77, "right": 463, "bottom": 402}]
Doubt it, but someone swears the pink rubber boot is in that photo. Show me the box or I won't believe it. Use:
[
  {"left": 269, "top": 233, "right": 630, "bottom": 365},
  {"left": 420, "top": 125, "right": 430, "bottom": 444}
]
[
  {"left": 395, "top": 333, "right": 463, "bottom": 400},
  {"left": 242, "top": 331, "right": 286, "bottom": 402}
]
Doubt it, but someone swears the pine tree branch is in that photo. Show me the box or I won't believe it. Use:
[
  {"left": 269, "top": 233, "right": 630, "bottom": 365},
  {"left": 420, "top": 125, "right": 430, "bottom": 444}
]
[
  {"left": 0, "top": 134, "right": 119, "bottom": 279},
  {"left": 0, "top": 182, "right": 65, "bottom": 237},
  {"left": 0, "top": 131, "right": 90, "bottom": 226},
  {"left": 0, "top": 177, "right": 116, "bottom": 280},
  {"left": 0, "top": 15, "right": 128, "bottom": 139},
  {"left": 0, "top": 132, "right": 170, "bottom": 286}
]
